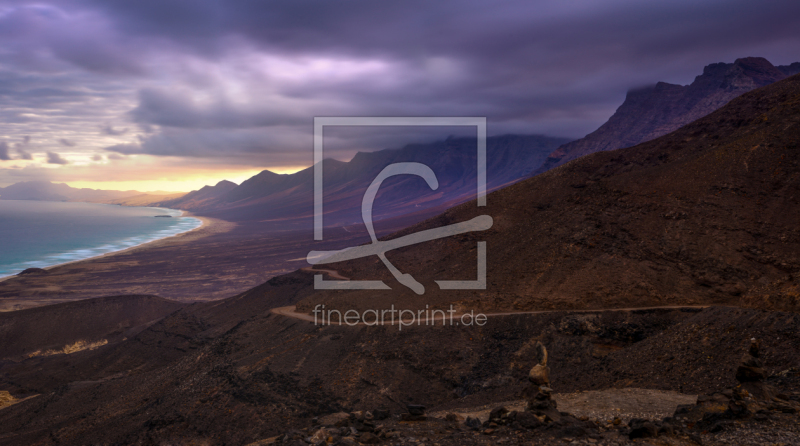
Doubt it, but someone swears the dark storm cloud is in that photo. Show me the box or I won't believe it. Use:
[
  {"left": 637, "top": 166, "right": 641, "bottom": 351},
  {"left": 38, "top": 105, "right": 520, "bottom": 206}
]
[
  {"left": 128, "top": 88, "right": 301, "bottom": 129},
  {"left": 101, "top": 124, "right": 128, "bottom": 136},
  {"left": 98, "top": 0, "right": 800, "bottom": 155},
  {"left": 46, "top": 151, "right": 69, "bottom": 164},
  {"left": 2, "top": 0, "right": 800, "bottom": 167},
  {"left": 0, "top": 142, "right": 11, "bottom": 160}
]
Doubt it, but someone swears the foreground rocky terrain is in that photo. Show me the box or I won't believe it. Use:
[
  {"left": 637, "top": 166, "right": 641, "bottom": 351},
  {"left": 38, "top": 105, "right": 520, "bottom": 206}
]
[
  {"left": 253, "top": 343, "right": 800, "bottom": 446},
  {"left": 0, "top": 265, "right": 798, "bottom": 445}
]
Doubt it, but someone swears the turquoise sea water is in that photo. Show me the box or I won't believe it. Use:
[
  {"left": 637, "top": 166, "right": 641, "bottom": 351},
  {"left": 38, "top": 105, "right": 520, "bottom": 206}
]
[{"left": 0, "top": 200, "right": 202, "bottom": 278}]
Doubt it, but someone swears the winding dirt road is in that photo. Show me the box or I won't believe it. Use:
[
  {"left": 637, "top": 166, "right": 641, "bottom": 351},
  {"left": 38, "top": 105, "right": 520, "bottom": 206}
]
[{"left": 276, "top": 268, "right": 710, "bottom": 326}]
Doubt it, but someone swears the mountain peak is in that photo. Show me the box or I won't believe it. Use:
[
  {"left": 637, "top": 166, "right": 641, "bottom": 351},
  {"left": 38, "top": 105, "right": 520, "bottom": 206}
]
[{"left": 533, "top": 56, "right": 795, "bottom": 175}]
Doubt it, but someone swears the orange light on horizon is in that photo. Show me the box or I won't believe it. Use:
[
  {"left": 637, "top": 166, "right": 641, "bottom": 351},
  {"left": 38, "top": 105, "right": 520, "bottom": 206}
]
[{"left": 64, "top": 165, "right": 309, "bottom": 193}]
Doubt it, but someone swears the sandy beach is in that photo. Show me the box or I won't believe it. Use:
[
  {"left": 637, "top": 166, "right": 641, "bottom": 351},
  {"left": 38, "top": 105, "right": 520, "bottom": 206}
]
[
  {"left": 0, "top": 211, "right": 210, "bottom": 286},
  {"left": 0, "top": 213, "right": 238, "bottom": 311},
  {"left": 0, "top": 211, "right": 387, "bottom": 312}
]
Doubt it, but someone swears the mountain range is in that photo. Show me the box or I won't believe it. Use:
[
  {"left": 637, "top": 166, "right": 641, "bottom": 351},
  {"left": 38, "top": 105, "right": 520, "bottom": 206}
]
[
  {"left": 533, "top": 57, "right": 800, "bottom": 175},
  {"left": 0, "top": 181, "right": 143, "bottom": 203},
  {"left": 0, "top": 181, "right": 181, "bottom": 205},
  {"left": 156, "top": 134, "right": 571, "bottom": 226}
]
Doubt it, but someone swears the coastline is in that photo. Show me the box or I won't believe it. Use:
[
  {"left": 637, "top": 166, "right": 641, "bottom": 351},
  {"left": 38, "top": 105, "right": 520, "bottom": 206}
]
[{"left": 0, "top": 209, "right": 213, "bottom": 285}]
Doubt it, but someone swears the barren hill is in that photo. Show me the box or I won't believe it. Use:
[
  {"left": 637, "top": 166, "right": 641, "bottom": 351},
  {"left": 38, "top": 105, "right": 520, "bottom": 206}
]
[{"left": 0, "top": 295, "right": 184, "bottom": 360}]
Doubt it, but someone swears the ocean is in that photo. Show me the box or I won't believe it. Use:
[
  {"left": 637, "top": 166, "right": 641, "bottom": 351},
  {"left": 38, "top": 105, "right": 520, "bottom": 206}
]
[{"left": 0, "top": 200, "right": 202, "bottom": 278}]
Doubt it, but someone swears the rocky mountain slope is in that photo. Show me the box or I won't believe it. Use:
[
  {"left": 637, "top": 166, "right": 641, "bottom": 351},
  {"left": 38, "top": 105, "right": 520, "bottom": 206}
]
[
  {"left": 157, "top": 135, "right": 570, "bottom": 226},
  {"left": 0, "top": 295, "right": 184, "bottom": 360},
  {"left": 533, "top": 57, "right": 799, "bottom": 175},
  {"left": 301, "top": 71, "right": 800, "bottom": 314}
]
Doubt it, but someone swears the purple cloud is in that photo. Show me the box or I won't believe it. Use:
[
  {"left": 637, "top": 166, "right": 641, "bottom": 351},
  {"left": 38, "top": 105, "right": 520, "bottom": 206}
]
[
  {"left": 0, "top": 0, "right": 799, "bottom": 174},
  {"left": 0, "top": 142, "right": 11, "bottom": 160},
  {"left": 46, "top": 151, "right": 69, "bottom": 164}
]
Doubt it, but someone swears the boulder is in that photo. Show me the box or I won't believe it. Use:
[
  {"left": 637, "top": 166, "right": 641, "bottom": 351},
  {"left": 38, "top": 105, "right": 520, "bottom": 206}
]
[
  {"left": 489, "top": 406, "right": 508, "bottom": 422},
  {"left": 464, "top": 416, "right": 482, "bottom": 430},
  {"left": 736, "top": 338, "right": 766, "bottom": 383},
  {"left": 528, "top": 364, "right": 550, "bottom": 386},
  {"left": 736, "top": 365, "right": 767, "bottom": 382},
  {"left": 528, "top": 342, "right": 551, "bottom": 386},
  {"left": 372, "top": 408, "right": 390, "bottom": 420},
  {"left": 515, "top": 411, "right": 543, "bottom": 429},
  {"left": 629, "top": 419, "right": 658, "bottom": 439},
  {"left": 534, "top": 341, "right": 548, "bottom": 366},
  {"left": 406, "top": 404, "right": 425, "bottom": 416}
]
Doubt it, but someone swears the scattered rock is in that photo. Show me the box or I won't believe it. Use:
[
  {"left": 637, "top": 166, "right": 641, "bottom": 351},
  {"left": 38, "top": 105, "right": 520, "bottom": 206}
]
[
  {"left": 444, "top": 413, "right": 460, "bottom": 422},
  {"left": 736, "top": 338, "right": 767, "bottom": 382},
  {"left": 401, "top": 404, "right": 426, "bottom": 421},
  {"left": 528, "top": 341, "right": 551, "bottom": 386},
  {"left": 464, "top": 416, "right": 482, "bottom": 430},
  {"left": 406, "top": 404, "right": 425, "bottom": 416},
  {"left": 515, "top": 411, "right": 543, "bottom": 429},
  {"left": 358, "top": 431, "right": 381, "bottom": 444},
  {"left": 305, "top": 428, "right": 329, "bottom": 444},
  {"left": 628, "top": 419, "right": 658, "bottom": 439},
  {"left": 489, "top": 406, "right": 508, "bottom": 422},
  {"left": 529, "top": 364, "right": 550, "bottom": 386},
  {"left": 317, "top": 412, "right": 350, "bottom": 427},
  {"left": 373, "top": 408, "right": 390, "bottom": 420}
]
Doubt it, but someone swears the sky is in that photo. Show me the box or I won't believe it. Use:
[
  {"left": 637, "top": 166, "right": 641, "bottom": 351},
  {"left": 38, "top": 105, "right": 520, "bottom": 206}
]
[{"left": 0, "top": 0, "right": 799, "bottom": 192}]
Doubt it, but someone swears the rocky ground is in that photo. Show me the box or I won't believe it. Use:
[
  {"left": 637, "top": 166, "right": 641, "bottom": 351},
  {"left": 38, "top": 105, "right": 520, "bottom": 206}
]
[
  {"left": 1, "top": 282, "right": 798, "bottom": 445},
  {"left": 253, "top": 354, "right": 800, "bottom": 446}
]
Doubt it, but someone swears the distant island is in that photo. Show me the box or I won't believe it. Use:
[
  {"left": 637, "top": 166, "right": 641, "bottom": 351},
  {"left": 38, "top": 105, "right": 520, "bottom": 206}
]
[{"left": 154, "top": 215, "right": 172, "bottom": 218}]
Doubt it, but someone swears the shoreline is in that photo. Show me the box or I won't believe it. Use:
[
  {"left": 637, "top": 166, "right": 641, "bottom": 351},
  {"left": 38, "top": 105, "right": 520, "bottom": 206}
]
[{"left": 0, "top": 209, "right": 212, "bottom": 284}]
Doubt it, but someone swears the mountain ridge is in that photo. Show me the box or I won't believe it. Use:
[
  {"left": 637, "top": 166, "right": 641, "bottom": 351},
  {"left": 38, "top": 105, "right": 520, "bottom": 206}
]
[
  {"left": 533, "top": 57, "right": 799, "bottom": 175},
  {"left": 0, "top": 181, "right": 144, "bottom": 203},
  {"left": 157, "top": 134, "right": 572, "bottom": 226}
]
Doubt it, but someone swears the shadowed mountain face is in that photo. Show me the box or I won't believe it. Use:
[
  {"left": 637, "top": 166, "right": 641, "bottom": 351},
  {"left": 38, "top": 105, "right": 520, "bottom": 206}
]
[
  {"left": 157, "top": 135, "right": 571, "bottom": 226},
  {"left": 0, "top": 181, "right": 141, "bottom": 203},
  {"left": 301, "top": 72, "right": 800, "bottom": 314},
  {"left": 157, "top": 180, "right": 237, "bottom": 210},
  {"left": 533, "top": 57, "right": 798, "bottom": 175},
  {"left": 778, "top": 62, "right": 800, "bottom": 77}
]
